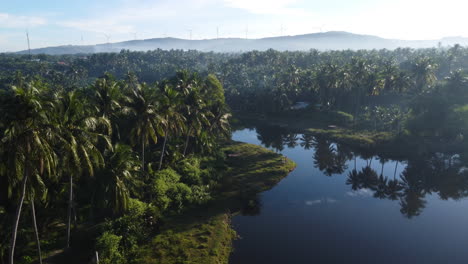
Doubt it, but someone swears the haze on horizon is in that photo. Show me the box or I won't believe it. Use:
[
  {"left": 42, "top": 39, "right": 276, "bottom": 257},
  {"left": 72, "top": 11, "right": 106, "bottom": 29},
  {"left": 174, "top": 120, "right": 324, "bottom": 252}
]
[{"left": 1, "top": 0, "right": 468, "bottom": 52}]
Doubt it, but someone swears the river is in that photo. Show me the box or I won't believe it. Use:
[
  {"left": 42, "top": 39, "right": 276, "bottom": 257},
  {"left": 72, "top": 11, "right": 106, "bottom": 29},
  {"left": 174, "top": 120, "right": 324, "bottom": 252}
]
[{"left": 229, "top": 126, "right": 468, "bottom": 264}]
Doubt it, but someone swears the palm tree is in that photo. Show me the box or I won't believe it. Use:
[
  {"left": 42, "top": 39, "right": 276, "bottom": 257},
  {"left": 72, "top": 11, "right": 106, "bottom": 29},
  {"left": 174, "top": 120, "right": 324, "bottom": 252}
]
[
  {"left": 91, "top": 75, "right": 122, "bottom": 118},
  {"left": 90, "top": 75, "right": 124, "bottom": 143},
  {"left": 126, "top": 82, "right": 162, "bottom": 173},
  {"left": 207, "top": 102, "right": 231, "bottom": 139},
  {"left": 157, "top": 85, "right": 185, "bottom": 170},
  {"left": 1, "top": 81, "right": 57, "bottom": 264},
  {"left": 411, "top": 57, "right": 437, "bottom": 93},
  {"left": 182, "top": 88, "right": 209, "bottom": 156},
  {"left": 29, "top": 196, "right": 43, "bottom": 264},
  {"left": 96, "top": 144, "right": 139, "bottom": 215},
  {"left": 53, "top": 91, "right": 111, "bottom": 248}
]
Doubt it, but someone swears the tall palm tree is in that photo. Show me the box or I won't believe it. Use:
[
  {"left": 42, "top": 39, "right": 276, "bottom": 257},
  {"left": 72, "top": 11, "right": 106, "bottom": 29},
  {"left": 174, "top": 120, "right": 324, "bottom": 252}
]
[
  {"left": 157, "top": 85, "right": 185, "bottom": 170},
  {"left": 53, "top": 91, "right": 111, "bottom": 248},
  {"left": 182, "top": 88, "right": 209, "bottom": 156},
  {"left": 1, "top": 81, "right": 57, "bottom": 264},
  {"left": 126, "top": 82, "right": 162, "bottom": 173}
]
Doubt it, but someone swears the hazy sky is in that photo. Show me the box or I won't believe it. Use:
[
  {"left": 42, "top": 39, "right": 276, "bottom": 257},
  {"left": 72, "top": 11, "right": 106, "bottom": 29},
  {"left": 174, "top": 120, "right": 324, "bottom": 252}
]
[{"left": 1, "top": 0, "right": 467, "bottom": 51}]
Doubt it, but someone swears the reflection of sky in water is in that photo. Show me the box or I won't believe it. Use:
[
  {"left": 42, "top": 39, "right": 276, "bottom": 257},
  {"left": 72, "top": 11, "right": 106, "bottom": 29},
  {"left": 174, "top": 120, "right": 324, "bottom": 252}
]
[{"left": 230, "top": 128, "right": 468, "bottom": 264}]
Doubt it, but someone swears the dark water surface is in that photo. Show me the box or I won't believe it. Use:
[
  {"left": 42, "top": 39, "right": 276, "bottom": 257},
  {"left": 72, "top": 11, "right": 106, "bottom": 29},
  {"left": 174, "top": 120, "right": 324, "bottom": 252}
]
[{"left": 229, "top": 127, "right": 468, "bottom": 264}]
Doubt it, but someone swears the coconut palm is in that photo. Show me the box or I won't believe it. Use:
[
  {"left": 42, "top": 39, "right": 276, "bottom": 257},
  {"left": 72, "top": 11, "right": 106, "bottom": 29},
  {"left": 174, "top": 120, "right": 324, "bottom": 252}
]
[
  {"left": 53, "top": 91, "right": 111, "bottom": 248},
  {"left": 126, "top": 82, "right": 162, "bottom": 172},
  {"left": 182, "top": 88, "right": 210, "bottom": 156},
  {"left": 411, "top": 57, "right": 437, "bottom": 93},
  {"left": 91, "top": 75, "right": 122, "bottom": 119},
  {"left": 96, "top": 144, "right": 139, "bottom": 215},
  {"left": 1, "top": 80, "right": 57, "bottom": 264},
  {"left": 157, "top": 85, "right": 186, "bottom": 170}
]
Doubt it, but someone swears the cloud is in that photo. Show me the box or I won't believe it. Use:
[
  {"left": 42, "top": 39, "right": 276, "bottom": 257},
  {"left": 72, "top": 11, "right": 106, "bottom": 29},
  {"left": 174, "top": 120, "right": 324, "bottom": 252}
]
[
  {"left": 0, "top": 13, "right": 46, "bottom": 28},
  {"left": 347, "top": 188, "right": 372, "bottom": 197},
  {"left": 305, "top": 200, "right": 321, "bottom": 206},
  {"left": 58, "top": 0, "right": 216, "bottom": 36},
  {"left": 60, "top": 19, "right": 135, "bottom": 35},
  {"left": 305, "top": 198, "right": 337, "bottom": 206},
  {"left": 222, "top": 0, "right": 308, "bottom": 15}
]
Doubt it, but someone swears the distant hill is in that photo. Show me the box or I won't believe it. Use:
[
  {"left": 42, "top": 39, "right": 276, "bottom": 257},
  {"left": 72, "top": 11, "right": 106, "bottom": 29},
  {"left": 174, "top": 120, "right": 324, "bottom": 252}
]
[{"left": 13, "top": 31, "right": 468, "bottom": 55}]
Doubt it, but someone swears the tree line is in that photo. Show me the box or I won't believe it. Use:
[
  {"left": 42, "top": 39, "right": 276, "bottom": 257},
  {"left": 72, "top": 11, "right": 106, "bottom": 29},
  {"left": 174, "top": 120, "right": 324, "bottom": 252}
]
[{"left": 2, "top": 46, "right": 468, "bottom": 114}]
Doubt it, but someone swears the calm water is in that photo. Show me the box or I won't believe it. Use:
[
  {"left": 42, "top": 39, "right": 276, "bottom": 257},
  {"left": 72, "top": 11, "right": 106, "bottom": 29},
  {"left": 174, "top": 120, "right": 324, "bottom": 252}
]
[{"left": 230, "top": 127, "right": 468, "bottom": 264}]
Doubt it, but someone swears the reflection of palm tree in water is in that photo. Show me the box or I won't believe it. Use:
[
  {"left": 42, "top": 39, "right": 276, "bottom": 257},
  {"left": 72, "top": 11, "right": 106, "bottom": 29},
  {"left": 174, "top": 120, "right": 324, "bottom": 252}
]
[
  {"left": 284, "top": 133, "right": 299, "bottom": 149},
  {"left": 378, "top": 156, "right": 389, "bottom": 176},
  {"left": 312, "top": 137, "right": 348, "bottom": 176},
  {"left": 254, "top": 125, "right": 468, "bottom": 218},
  {"left": 300, "top": 134, "right": 314, "bottom": 150},
  {"left": 255, "top": 124, "right": 286, "bottom": 152}
]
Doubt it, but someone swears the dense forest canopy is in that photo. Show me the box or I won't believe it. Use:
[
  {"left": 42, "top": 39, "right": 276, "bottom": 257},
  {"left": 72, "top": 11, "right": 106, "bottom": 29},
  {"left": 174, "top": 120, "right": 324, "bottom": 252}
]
[
  {"left": 2, "top": 46, "right": 468, "bottom": 138},
  {"left": 2, "top": 45, "right": 468, "bottom": 263},
  {"left": 0, "top": 69, "right": 230, "bottom": 264}
]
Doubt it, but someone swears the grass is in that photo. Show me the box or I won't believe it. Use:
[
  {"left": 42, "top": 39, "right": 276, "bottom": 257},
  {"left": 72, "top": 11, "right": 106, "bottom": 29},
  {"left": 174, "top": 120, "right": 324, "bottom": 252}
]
[
  {"left": 306, "top": 128, "right": 394, "bottom": 147},
  {"left": 235, "top": 109, "right": 354, "bottom": 131},
  {"left": 137, "top": 142, "right": 295, "bottom": 264}
]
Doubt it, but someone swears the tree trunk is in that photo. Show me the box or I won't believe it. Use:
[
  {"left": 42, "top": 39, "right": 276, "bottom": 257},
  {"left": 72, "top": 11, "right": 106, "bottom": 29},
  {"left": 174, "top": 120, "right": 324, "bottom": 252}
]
[
  {"left": 183, "top": 127, "right": 192, "bottom": 157},
  {"left": 141, "top": 136, "right": 145, "bottom": 173},
  {"left": 67, "top": 174, "right": 73, "bottom": 248},
  {"left": 158, "top": 127, "right": 169, "bottom": 171},
  {"left": 30, "top": 200, "right": 42, "bottom": 264},
  {"left": 9, "top": 169, "right": 28, "bottom": 264},
  {"left": 394, "top": 161, "right": 399, "bottom": 180}
]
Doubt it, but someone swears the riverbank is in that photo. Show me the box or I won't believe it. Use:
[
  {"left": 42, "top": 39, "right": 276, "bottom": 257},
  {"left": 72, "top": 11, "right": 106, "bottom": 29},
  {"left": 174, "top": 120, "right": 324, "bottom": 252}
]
[
  {"left": 234, "top": 110, "right": 467, "bottom": 160},
  {"left": 137, "top": 142, "right": 295, "bottom": 263},
  {"left": 234, "top": 110, "right": 395, "bottom": 148}
]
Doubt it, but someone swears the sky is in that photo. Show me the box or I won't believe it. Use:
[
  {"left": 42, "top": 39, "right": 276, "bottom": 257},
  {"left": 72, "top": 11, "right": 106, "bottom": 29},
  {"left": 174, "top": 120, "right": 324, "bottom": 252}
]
[{"left": 1, "top": 0, "right": 468, "bottom": 52}]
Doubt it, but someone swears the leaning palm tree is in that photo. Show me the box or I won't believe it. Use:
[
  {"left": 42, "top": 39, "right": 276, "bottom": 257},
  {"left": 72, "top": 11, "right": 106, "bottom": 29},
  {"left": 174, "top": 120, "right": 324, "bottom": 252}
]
[
  {"left": 1, "top": 80, "right": 57, "bottom": 264},
  {"left": 53, "top": 91, "right": 111, "bottom": 248},
  {"left": 27, "top": 170, "right": 51, "bottom": 264}
]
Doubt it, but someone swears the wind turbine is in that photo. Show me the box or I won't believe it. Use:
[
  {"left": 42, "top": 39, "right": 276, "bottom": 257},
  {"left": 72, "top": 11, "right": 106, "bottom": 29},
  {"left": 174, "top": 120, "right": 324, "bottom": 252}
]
[
  {"left": 280, "top": 24, "right": 287, "bottom": 36},
  {"left": 26, "top": 29, "right": 31, "bottom": 57},
  {"left": 187, "top": 29, "right": 193, "bottom": 40},
  {"left": 103, "top": 33, "right": 111, "bottom": 44}
]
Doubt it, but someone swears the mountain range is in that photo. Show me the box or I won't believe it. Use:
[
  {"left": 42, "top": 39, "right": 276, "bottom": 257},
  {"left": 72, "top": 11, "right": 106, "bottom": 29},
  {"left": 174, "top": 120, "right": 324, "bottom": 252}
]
[{"left": 14, "top": 31, "right": 468, "bottom": 55}]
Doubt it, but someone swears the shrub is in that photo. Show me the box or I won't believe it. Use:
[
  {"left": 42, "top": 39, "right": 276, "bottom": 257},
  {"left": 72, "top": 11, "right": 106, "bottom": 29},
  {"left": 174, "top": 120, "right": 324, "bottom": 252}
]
[
  {"left": 151, "top": 169, "right": 193, "bottom": 211},
  {"left": 96, "top": 232, "right": 125, "bottom": 264}
]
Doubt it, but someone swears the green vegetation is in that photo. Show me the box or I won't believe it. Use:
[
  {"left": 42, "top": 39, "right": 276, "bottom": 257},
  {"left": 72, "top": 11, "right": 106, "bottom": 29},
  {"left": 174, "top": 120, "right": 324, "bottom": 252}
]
[
  {"left": 1, "top": 44, "right": 468, "bottom": 263},
  {"left": 136, "top": 142, "right": 295, "bottom": 264},
  {"left": 0, "top": 71, "right": 231, "bottom": 264}
]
